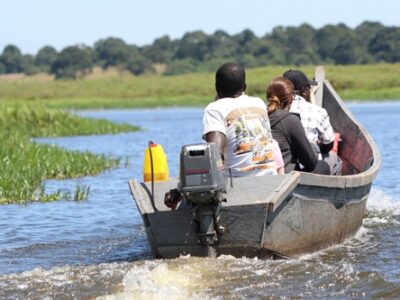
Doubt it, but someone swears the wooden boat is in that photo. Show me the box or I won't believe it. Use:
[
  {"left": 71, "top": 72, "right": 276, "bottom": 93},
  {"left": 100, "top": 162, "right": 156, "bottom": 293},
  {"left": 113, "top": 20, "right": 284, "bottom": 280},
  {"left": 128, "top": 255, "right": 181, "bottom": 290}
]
[{"left": 129, "top": 67, "right": 380, "bottom": 259}]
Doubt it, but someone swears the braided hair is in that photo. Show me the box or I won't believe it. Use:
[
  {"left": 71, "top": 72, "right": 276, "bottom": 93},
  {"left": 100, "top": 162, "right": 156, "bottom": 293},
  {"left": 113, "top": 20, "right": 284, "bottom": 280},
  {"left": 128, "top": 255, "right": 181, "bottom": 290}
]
[{"left": 266, "top": 77, "right": 294, "bottom": 114}]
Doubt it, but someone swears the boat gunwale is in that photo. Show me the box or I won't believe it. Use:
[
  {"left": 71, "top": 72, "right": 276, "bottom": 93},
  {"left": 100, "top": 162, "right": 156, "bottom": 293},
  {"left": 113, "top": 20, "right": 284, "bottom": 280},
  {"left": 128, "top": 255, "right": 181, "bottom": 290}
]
[{"left": 297, "top": 79, "right": 380, "bottom": 189}]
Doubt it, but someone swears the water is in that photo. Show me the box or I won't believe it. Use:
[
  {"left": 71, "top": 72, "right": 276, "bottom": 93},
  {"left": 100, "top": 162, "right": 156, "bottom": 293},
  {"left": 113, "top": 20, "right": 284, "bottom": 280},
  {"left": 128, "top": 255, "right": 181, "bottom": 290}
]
[{"left": 1, "top": 103, "right": 399, "bottom": 299}]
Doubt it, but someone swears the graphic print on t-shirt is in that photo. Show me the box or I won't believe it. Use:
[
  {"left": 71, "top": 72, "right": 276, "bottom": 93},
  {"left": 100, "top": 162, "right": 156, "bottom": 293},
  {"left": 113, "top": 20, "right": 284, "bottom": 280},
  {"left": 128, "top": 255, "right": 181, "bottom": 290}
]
[{"left": 226, "top": 107, "right": 275, "bottom": 173}]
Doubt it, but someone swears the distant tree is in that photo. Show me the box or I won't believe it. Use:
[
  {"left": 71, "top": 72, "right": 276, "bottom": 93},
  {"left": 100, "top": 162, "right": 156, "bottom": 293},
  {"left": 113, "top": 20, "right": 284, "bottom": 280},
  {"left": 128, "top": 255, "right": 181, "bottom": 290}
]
[
  {"left": 232, "top": 29, "right": 259, "bottom": 61},
  {"left": 85, "top": 46, "right": 96, "bottom": 66},
  {"left": 355, "top": 21, "right": 385, "bottom": 46},
  {"left": 354, "top": 21, "right": 386, "bottom": 63},
  {"left": 21, "top": 54, "right": 40, "bottom": 75},
  {"left": 174, "top": 31, "right": 209, "bottom": 61},
  {"left": 51, "top": 45, "right": 93, "bottom": 79},
  {"left": 316, "top": 23, "right": 367, "bottom": 64},
  {"left": 268, "top": 26, "right": 288, "bottom": 47},
  {"left": 0, "top": 45, "right": 25, "bottom": 73},
  {"left": 142, "top": 35, "right": 177, "bottom": 64},
  {"left": 3, "top": 21, "right": 400, "bottom": 78},
  {"left": 206, "top": 30, "right": 238, "bottom": 60},
  {"left": 94, "top": 37, "right": 130, "bottom": 69},
  {"left": 332, "top": 39, "right": 358, "bottom": 64},
  {"left": 234, "top": 29, "right": 257, "bottom": 48},
  {"left": 368, "top": 27, "right": 400, "bottom": 63},
  {"left": 284, "top": 24, "right": 320, "bottom": 64},
  {"left": 0, "top": 62, "right": 5, "bottom": 74},
  {"left": 35, "top": 46, "right": 58, "bottom": 72},
  {"left": 244, "top": 38, "right": 285, "bottom": 65},
  {"left": 125, "top": 56, "right": 154, "bottom": 75},
  {"left": 124, "top": 45, "right": 154, "bottom": 75}
]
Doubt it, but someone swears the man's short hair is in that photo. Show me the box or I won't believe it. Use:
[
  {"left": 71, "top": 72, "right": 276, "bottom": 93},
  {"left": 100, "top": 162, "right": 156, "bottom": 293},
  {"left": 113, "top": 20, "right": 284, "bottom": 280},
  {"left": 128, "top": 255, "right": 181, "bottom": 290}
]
[{"left": 215, "top": 63, "right": 246, "bottom": 97}]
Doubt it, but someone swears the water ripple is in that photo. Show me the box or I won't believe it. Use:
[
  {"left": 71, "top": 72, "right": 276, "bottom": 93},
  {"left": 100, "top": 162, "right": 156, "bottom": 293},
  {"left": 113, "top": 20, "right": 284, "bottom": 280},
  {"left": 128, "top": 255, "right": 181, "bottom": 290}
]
[{"left": 1, "top": 105, "right": 399, "bottom": 298}]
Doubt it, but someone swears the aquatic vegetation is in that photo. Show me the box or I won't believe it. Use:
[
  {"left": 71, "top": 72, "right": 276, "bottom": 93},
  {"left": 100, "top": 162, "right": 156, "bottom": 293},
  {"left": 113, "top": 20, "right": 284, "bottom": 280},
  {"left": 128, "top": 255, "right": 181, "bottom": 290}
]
[
  {"left": 0, "top": 105, "right": 137, "bottom": 137},
  {"left": 0, "top": 106, "right": 138, "bottom": 204}
]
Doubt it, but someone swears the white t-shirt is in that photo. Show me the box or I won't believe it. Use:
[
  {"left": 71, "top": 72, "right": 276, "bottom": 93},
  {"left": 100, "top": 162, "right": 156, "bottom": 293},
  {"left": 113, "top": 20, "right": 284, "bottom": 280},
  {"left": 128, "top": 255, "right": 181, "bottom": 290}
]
[{"left": 202, "top": 94, "right": 277, "bottom": 177}]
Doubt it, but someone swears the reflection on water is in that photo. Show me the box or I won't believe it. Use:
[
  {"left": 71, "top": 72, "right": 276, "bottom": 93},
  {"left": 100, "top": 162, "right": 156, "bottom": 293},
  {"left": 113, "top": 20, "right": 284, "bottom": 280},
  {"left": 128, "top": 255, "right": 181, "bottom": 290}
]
[{"left": 1, "top": 103, "right": 400, "bottom": 299}]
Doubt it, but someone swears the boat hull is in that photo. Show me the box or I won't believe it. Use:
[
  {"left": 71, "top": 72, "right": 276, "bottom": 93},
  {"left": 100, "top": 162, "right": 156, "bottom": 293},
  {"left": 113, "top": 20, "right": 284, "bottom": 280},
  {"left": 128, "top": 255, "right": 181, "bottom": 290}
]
[
  {"left": 129, "top": 174, "right": 372, "bottom": 258},
  {"left": 262, "top": 183, "right": 370, "bottom": 257}
]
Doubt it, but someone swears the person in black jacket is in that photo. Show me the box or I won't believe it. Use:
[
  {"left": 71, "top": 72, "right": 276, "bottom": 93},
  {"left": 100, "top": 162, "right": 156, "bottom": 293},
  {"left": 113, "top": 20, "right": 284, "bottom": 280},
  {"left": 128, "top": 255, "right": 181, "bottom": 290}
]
[{"left": 266, "top": 77, "right": 330, "bottom": 174}]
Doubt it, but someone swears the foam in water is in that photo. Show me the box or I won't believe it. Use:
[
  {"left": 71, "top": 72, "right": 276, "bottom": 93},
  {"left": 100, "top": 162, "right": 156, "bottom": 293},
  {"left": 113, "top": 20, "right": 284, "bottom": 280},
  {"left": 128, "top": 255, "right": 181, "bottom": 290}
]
[
  {"left": 98, "top": 256, "right": 267, "bottom": 300},
  {"left": 364, "top": 188, "right": 400, "bottom": 227},
  {"left": 367, "top": 188, "right": 400, "bottom": 215},
  {"left": 98, "top": 260, "right": 208, "bottom": 300}
]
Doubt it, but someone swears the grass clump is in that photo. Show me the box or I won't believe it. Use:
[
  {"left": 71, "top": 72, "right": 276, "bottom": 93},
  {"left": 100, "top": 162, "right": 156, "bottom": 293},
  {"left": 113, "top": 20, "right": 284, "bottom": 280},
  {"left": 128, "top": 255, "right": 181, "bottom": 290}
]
[
  {"left": 0, "top": 106, "right": 139, "bottom": 204},
  {"left": 0, "top": 105, "right": 138, "bottom": 137}
]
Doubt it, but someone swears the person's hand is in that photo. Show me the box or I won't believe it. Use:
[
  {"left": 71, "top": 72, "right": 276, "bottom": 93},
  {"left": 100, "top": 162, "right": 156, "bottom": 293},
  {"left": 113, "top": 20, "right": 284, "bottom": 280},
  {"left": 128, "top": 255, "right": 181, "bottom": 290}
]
[{"left": 164, "top": 189, "right": 182, "bottom": 210}]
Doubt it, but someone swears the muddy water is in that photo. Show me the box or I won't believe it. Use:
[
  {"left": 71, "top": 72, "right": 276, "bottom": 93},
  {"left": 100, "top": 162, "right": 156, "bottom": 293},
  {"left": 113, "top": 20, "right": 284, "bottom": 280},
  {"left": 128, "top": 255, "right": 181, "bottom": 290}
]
[{"left": 1, "top": 103, "right": 399, "bottom": 299}]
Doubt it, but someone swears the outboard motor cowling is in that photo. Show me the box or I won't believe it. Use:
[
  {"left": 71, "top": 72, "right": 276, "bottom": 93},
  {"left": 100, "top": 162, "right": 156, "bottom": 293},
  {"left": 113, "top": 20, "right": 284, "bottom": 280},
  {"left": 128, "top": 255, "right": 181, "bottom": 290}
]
[
  {"left": 178, "top": 143, "right": 227, "bottom": 246},
  {"left": 178, "top": 143, "right": 226, "bottom": 204}
]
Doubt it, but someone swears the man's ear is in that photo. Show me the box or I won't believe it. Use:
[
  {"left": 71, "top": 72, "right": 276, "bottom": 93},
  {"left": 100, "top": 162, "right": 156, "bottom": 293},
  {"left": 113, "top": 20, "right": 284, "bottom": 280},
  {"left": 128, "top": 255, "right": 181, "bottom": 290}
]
[{"left": 243, "top": 83, "right": 247, "bottom": 92}]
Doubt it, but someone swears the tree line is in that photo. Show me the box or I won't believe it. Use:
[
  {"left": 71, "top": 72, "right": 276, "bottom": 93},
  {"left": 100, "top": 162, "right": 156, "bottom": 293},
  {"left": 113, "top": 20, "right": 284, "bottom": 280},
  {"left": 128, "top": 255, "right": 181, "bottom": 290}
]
[{"left": 1, "top": 21, "right": 399, "bottom": 79}]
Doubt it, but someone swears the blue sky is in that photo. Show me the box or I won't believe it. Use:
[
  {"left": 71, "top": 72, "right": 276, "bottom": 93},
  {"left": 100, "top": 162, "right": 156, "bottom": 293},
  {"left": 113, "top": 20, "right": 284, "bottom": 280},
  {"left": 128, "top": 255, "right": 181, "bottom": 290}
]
[{"left": 1, "top": 0, "right": 399, "bottom": 54}]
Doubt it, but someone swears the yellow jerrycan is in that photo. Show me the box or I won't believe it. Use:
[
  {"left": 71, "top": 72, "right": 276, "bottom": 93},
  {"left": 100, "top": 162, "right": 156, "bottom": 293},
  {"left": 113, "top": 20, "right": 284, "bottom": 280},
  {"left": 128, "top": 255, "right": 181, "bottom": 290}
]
[{"left": 143, "top": 141, "right": 169, "bottom": 182}]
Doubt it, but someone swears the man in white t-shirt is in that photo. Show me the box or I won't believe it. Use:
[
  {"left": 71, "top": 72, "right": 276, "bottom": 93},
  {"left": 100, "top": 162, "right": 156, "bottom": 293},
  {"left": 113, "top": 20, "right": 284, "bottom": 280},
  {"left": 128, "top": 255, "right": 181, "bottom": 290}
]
[
  {"left": 164, "top": 63, "right": 278, "bottom": 209},
  {"left": 202, "top": 63, "right": 277, "bottom": 177}
]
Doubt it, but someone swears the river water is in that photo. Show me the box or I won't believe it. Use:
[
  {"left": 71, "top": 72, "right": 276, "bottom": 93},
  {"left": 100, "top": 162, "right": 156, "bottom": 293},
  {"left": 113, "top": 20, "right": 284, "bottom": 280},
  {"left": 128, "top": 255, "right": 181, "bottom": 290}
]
[{"left": 1, "top": 102, "right": 399, "bottom": 299}]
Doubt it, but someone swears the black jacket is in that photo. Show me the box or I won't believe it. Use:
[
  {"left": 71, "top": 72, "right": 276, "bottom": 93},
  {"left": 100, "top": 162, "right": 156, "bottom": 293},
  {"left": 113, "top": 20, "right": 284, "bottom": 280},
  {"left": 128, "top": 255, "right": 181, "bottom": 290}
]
[{"left": 269, "top": 109, "right": 317, "bottom": 173}]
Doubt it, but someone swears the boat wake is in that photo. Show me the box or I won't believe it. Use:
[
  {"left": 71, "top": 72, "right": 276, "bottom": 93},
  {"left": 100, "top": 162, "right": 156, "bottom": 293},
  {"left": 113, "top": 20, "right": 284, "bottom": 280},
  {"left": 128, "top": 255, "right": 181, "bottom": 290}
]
[
  {"left": 367, "top": 188, "right": 400, "bottom": 212},
  {"left": 97, "top": 188, "right": 400, "bottom": 300},
  {"left": 97, "top": 259, "right": 208, "bottom": 300},
  {"left": 1, "top": 189, "right": 398, "bottom": 300},
  {"left": 364, "top": 188, "right": 400, "bottom": 227}
]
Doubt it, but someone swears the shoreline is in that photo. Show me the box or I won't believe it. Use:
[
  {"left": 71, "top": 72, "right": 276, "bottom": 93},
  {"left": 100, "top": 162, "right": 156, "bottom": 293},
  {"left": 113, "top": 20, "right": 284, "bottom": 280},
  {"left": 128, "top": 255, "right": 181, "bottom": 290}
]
[{"left": 1, "top": 64, "right": 400, "bottom": 109}]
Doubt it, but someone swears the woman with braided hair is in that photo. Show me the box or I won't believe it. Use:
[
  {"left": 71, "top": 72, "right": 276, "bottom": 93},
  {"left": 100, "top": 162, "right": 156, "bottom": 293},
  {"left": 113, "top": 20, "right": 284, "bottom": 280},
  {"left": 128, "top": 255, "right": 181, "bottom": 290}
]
[{"left": 266, "top": 77, "right": 330, "bottom": 174}]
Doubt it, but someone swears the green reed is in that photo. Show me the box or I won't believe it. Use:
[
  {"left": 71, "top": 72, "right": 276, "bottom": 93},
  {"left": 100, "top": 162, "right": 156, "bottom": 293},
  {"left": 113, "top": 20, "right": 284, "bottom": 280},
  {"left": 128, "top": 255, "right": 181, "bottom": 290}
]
[
  {"left": 0, "top": 105, "right": 138, "bottom": 137},
  {"left": 0, "top": 106, "right": 139, "bottom": 204}
]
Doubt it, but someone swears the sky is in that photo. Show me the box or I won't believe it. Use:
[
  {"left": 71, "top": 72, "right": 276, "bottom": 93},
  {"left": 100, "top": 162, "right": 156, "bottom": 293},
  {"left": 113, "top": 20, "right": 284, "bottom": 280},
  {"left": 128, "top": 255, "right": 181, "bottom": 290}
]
[{"left": 1, "top": 0, "right": 400, "bottom": 55}]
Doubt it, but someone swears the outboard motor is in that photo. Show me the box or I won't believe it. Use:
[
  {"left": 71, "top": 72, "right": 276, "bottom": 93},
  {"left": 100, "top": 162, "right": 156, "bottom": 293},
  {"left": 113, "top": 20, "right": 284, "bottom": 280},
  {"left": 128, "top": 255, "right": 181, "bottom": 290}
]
[{"left": 178, "top": 143, "right": 227, "bottom": 246}]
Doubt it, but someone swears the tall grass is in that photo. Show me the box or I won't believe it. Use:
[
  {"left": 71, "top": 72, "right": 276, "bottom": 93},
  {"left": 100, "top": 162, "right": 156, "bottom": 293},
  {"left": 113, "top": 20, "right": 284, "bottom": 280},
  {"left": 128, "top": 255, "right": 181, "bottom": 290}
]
[
  {"left": 0, "top": 106, "right": 139, "bottom": 204},
  {"left": 0, "top": 64, "right": 399, "bottom": 110}
]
